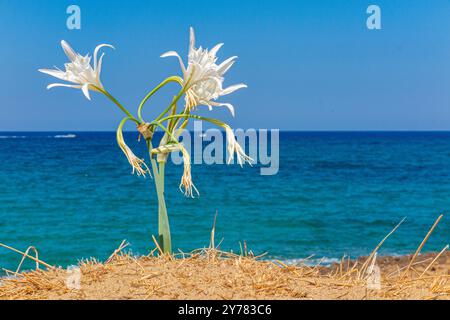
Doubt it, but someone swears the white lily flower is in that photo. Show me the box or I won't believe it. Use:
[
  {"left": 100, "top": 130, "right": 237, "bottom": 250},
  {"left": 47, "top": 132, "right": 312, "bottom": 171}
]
[
  {"left": 225, "top": 126, "right": 253, "bottom": 166},
  {"left": 161, "top": 27, "right": 247, "bottom": 116},
  {"left": 39, "top": 40, "right": 114, "bottom": 100}
]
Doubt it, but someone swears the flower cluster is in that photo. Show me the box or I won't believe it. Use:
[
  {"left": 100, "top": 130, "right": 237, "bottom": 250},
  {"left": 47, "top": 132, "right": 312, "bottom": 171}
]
[
  {"left": 161, "top": 27, "right": 247, "bottom": 116},
  {"left": 39, "top": 41, "right": 113, "bottom": 100},
  {"left": 39, "top": 27, "right": 254, "bottom": 254},
  {"left": 39, "top": 28, "right": 252, "bottom": 198}
]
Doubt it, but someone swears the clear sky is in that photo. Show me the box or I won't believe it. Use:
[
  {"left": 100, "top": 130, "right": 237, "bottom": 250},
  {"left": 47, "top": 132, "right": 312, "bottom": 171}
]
[{"left": 1, "top": 0, "right": 450, "bottom": 131}]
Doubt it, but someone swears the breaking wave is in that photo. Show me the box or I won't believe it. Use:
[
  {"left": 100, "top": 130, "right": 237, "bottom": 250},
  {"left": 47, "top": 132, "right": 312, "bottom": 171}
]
[
  {"left": 0, "top": 134, "right": 76, "bottom": 139},
  {"left": 54, "top": 134, "right": 76, "bottom": 139},
  {"left": 0, "top": 135, "right": 26, "bottom": 139}
]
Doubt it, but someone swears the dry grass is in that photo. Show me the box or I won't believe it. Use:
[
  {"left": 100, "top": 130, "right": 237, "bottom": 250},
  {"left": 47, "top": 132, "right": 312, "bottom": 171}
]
[
  {"left": 0, "top": 247, "right": 449, "bottom": 300},
  {"left": 0, "top": 215, "right": 449, "bottom": 300}
]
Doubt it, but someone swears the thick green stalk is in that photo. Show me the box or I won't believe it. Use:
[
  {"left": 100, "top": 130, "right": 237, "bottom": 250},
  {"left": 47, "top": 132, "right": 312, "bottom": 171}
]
[
  {"left": 146, "top": 140, "right": 172, "bottom": 254},
  {"left": 93, "top": 84, "right": 175, "bottom": 253},
  {"left": 155, "top": 162, "right": 171, "bottom": 253}
]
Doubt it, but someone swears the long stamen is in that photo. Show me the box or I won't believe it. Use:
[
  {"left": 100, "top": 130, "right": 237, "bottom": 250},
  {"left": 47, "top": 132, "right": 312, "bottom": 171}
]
[
  {"left": 179, "top": 146, "right": 199, "bottom": 198},
  {"left": 117, "top": 120, "right": 150, "bottom": 177},
  {"left": 225, "top": 126, "right": 253, "bottom": 166},
  {"left": 151, "top": 143, "right": 199, "bottom": 198},
  {"left": 120, "top": 142, "right": 151, "bottom": 177}
]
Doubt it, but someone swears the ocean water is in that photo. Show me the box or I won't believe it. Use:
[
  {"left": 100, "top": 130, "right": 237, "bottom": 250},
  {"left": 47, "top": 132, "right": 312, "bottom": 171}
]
[{"left": 1, "top": 131, "right": 450, "bottom": 271}]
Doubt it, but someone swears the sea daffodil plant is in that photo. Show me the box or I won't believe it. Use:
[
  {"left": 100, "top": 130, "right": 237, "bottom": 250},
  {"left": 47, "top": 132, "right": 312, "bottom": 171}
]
[{"left": 39, "top": 28, "right": 251, "bottom": 253}]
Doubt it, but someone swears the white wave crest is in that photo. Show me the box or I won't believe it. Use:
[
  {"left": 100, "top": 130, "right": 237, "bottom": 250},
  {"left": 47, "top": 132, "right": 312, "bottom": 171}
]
[
  {"left": 54, "top": 134, "right": 76, "bottom": 139},
  {"left": 0, "top": 135, "right": 26, "bottom": 139}
]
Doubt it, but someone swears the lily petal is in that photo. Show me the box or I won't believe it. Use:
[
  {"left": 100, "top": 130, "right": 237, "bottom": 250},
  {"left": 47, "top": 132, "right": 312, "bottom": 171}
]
[
  {"left": 61, "top": 40, "right": 77, "bottom": 62},
  {"left": 189, "top": 27, "right": 196, "bottom": 53},
  {"left": 217, "top": 56, "right": 238, "bottom": 75},
  {"left": 210, "top": 101, "right": 235, "bottom": 117},
  {"left": 81, "top": 84, "right": 91, "bottom": 100},
  {"left": 47, "top": 83, "right": 81, "bottom": 90},
  {"left": 221, "top": 83, "right": 247, "bottom": 96},
  {"left": 38, "top": 69, "right": 67, "bottom": 81},
  {"left": 161, "top": 50, "right": 187, "bottom": 76},
  {"left": 224, "top": 127, "right": 236, "bottom": 164},
  {"left": 96, "top": 53, "right": 105, "bottom": 79},
  {"left": 93, "top": 43, "right": 114, "bottom": 70},
  {"left": 209, "top": 43, "right": 224, "bottom": 57}
]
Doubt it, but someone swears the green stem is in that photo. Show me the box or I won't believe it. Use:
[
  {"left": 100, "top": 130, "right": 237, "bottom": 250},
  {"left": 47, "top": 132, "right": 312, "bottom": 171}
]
[
  {"left": 154, "top": 88, "right": 186, "bottom": 122},
  {"left": 156, "top": 162, "right": 171, "bottom": 253},
  {"left": 93, "top": 86, "right": 139, "bottom": 123},
  {"left": 155, "top": 114, "right": 228, "bottom": 129},
  {"left": 153, "top": 73, "right": 194, "bottom": 122},
  {"left": 146, "top": 140, "right": 159, "bottom": 178},
  {"left": 93, "top": 83, "right": 177, "bottom": 253},
  {"left": 146, "top": 140, "right": 172, "bottom": 254},
  {"left": 153, "top": 122, "right": 178, "bottom": 142},
  {"left": 137, "top": 76, "right": 183, "bottom": 123}
]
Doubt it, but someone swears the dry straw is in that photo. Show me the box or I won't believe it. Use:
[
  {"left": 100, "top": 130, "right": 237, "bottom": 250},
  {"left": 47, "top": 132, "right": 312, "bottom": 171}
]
[{"left": 0, "top": 215, "right": 449, "bottom": 300}]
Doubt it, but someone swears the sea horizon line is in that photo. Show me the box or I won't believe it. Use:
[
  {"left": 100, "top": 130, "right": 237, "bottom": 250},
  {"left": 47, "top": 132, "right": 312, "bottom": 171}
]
[{"left": 2, "top": 130, "right": 450, "bottom": 133}]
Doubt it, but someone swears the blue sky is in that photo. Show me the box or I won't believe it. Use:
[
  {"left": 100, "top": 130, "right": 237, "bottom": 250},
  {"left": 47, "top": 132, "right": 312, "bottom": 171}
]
[{"left": 0, "top": 0, "right": 449, "bottom": 131}]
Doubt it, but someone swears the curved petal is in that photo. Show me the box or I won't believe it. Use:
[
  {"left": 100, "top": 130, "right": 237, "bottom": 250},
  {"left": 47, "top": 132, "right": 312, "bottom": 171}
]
[
  {"left": 235, "top": 143, "right": 254, "bottom": 166},
  {"left": 46, "top": 83, "right": 81, "bottom": 90},
  {"left": 81, "top": 83, "right": 91, "bottom": 100},
  {"left": 219, "top": 103, "right": 235, "bottom": 117},
  {"left": 217, "top": 56, "right": 238, "bottom": 75},
  {"left": 38, "top": 68, "right": 67, "bottom": 81},
  {"left": 208, "top": 101, "right": 235, "bottom": 117},
  {"left": 189, "top": 27, "right": 196, "bottom": 54},
  {"left": 96, "top": 53, "right": 105, "bottom": 79},
  {"left": 160, "top": 50, "right": 187, "bottom": 76},
  {"left": 61, "top": 40, "right": 77, "bottom": 62},
  {"left": 94, "top": 43, "right": 114, "bottom": 70},
  {"left": 221, "top": 83, "right": 247, "bottom": 96},
  {"left": 224, "top": 126, "right": 236, "bottom": 164},
  {"left": 209, "top": 43, "right": 224, "bottom": 57}
]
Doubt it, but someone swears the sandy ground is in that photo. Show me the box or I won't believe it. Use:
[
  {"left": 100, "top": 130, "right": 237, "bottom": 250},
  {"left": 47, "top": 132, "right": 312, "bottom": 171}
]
[{"left": 0, "top": 248, "right": 449, "bottom": 300}]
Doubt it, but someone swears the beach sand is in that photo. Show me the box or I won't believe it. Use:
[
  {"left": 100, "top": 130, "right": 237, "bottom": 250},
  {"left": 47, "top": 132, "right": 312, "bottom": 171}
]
[{"left": 0, "top": 248, "right": 449, "bottom": 300}]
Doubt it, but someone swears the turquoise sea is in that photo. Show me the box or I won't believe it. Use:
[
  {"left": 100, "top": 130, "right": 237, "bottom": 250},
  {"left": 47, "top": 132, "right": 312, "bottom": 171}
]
[{"left": 0, "top": 131, "right": 449, "bottom": 271}]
